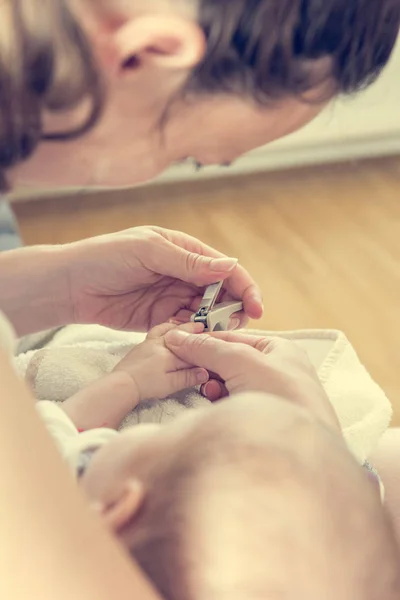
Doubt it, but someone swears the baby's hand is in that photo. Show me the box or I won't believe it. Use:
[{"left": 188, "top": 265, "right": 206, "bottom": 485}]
[{"left": 113, "top": 322, "right": 209, "bottom": 404}]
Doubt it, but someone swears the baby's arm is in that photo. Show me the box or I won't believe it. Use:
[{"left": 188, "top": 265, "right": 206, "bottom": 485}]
[
  {"left": 61, "top": 322, "right": 208, "bottom": 432},
  {"left": 61, "top": 371, "right": 137, "bottom": 431}
]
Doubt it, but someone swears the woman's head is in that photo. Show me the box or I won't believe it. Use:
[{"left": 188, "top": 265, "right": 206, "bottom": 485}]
[{"left": 4, "top": 0, "right": 400, "bottom": 190}]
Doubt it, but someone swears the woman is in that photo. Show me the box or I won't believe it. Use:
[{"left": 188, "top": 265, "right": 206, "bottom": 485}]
[{"left": 1, "top": 1, "right": 400, "bottom": 598}]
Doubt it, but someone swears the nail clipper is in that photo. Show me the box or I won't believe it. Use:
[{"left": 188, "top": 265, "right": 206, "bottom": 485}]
[{"left": 191, "top": 281, "right": 243, "bottom": 331}]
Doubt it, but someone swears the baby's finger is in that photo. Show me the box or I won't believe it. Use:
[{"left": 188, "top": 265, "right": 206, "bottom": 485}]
[
  {"left": 172, "top": 308, "right": 247, "bottom": 331},
  {"left": 166, "top": 321, "right": 204, "bottom": 334},
  {"left": 147, "top": 322, "right": 176, "bottom": 339},
  {"left": 168, "top": 367, "right": 209, "bottom": 393},
  {"left": 150, "top": 322, "right": 204, "bottom": 340},
  {"left": 200, "top": 379, "right": 229, "bottom": 402},
  {"left": 170, "top": 309, "right": 196, "bottom": 324},
  {"left": 177, "top": 322, "right": 205, "bottom": 334}
]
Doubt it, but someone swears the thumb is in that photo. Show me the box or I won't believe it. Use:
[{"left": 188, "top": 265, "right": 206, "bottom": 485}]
[
  {"left": 167, "top": 367, "right": 209, "bottom": 394},
  {"left": 156, "top": 240, "right": 238, "bottom": 285},
  {"left": 165, "top": 329, "right": 240, "bottom": 379}
]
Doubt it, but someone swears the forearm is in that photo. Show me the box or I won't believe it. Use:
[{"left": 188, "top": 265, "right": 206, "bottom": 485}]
[
  {"left": 0, "top": 349, "right": 162, "bottom": 600},
  {"left": 62, "top": 371, "right": 138, "bottom": 431},
  {"left": 0, "top": 245, "right": 73, "bottom": 335}
]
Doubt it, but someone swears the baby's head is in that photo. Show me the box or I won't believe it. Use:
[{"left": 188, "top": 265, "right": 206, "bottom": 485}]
[{"left": 81, "top": 395, "right": 400, "bottom": 600}]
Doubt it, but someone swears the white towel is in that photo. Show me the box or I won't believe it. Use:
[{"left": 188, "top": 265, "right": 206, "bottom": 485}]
[{"left": 14, "top": 324, "right": 392, "bottom": 464}]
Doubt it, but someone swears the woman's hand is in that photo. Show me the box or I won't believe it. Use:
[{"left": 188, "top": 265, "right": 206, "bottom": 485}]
[
  {"left": 65, "top": 226, "right": 263, "bottom": 331},
  {"left": 164, "top": 329, "right": 340, "bottom": 432}
]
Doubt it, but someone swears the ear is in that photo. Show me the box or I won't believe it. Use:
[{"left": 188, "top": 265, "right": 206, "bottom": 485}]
[
  {"left": 96, "top": 479, "right": 145, "bottom": 533},
  {"left": 98, "top": 15, "right": 206, "bottom": 73}
]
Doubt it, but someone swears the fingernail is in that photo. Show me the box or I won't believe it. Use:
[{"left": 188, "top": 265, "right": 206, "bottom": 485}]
[
  {"left": 196, "top": 369, "right": 209, "bottom": 384},
  {"left": 201, "top": 382, "right": 211, "bottom": 396},
  {"left": 210, "top": 257, "right": 238, "bottom": 272},
  {"left": 201, "top": 381, "right": 224, "bottom": 402},
  {"left": 252, "top": 292, "right": 264, "bottom": 310},
  {"left": 165, "top": 329, "right": 190, "bottom": 346},
  {"left": 229, "top": 318, "right": 241, "bottom": 331}
]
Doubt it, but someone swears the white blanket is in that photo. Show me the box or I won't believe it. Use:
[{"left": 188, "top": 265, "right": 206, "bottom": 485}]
[{"left": 15, "top": 325, "right": 392, "bottom": 464}]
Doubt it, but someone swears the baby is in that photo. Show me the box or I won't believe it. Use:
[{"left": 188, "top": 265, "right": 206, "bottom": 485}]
[
  {"left": 34, "top": 323, "right": 400, "bottom": 599},
  {"left": 49, "top": 395, "right": 400, "bottom": 600}
]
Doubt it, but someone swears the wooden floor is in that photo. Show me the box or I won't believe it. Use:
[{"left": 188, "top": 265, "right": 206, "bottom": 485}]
[{"left": 13, "top": 156, "right": 400, "bottom": 425}]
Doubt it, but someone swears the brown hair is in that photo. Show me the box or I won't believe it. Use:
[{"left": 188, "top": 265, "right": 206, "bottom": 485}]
[
  {"left": 189, "top": 0, "right": 400, "bottom": 101},
  {"left": 0, "top": 0, "right": 399, "bottom": 189},
  {"left": 0, "top": 0, "right": 104, "bottom": 189}
]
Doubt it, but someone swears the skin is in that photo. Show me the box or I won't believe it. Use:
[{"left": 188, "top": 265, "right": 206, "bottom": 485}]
[
  {"left": 80, "top": 395, "right": 341, "bottom": 526},
  {"left": 79, "top": 396, "right": 397, "bottom": 600},
  {"left": 1, "top": 0, "right": 328, "bottom": 396},
  {"left": 0, "top": 1, "right": 397, "bottom": 599},
  {"left": 77, "top": 331, "right": 343, "bottom": 514},
  {"left": 164, "top": 328, "right": 341, "bottom": 431},
  {"left": 10, "top": 0, "right": 329, "bottom": 189},
  {"left": 62, "top": 321, "right": 209, "bottom": 431},
  {"left": 60, "top": 325, "right": 336, "bottom": 431}
]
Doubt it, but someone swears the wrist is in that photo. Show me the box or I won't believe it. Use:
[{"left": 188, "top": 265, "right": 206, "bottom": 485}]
[
  {"left": 110, "top": 370, "right": 141, "bottom": 412},
  {"left": 63, "top": 371, "right": 140, "bottom": 431},
  {"left": 113, "top": 364, "right": 143, "bottom": 404},
  {"left": 0, "top": 245, "right": 73, "bottom": 336}
]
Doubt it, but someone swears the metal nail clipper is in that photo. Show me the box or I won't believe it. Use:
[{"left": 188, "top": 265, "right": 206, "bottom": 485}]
[{"left": 191, "top": 281, "right": 243, "bottom": 332}]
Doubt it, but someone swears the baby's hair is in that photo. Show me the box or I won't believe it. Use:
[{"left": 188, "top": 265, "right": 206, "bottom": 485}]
[{"left": 125, "top": 407, "right": 400, "bottom": 600}]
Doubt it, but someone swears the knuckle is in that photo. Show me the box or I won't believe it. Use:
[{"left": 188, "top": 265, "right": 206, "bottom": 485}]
[
  {"left": 185, "top": 251, "right": 204, "bottom": 274},
  {"left": 239, "top": 343, "right": 257, "bottom": 361},
  {"left": 147, "top": 324, "right": 164, "bottom": 339},
  {"left": 254, "top": 336, "right": 271, "bottom": 353},
  {"left": 146, "top": 328, "right": 158, "bottom": 340},
  {"left": 173, "top": 369, "right": 195, "bottom": 391},
  {"left": 191, "top": 333, "right": 212, "bottom": 349},
  {"left": 185, "top": 370, "right": 198, "bottom": 387}
]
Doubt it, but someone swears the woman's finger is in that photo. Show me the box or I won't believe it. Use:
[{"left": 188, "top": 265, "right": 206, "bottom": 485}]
[
  {"left": 164, "top": 330, "right": 247, "bottom": 378},
  {"left": 151, "top": 228, "right": 264, "bottom": 320},
  {"left": 145, "top": 233, "right": 239, "bottom": 287},
  {"left": 218, "top": 270, "right": 263, "bottom": 321},
  {"left": 209, "top": 331, "right": 274, "bottom": 352}
]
